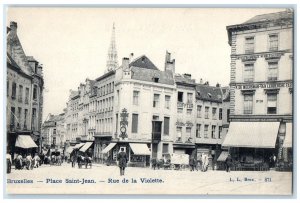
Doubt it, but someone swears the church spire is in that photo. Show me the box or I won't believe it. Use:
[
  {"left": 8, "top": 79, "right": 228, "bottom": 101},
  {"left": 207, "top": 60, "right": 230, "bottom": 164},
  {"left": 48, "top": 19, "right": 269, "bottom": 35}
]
[{"left": 106, "top": 23, "right": 118, "bottom": 72}]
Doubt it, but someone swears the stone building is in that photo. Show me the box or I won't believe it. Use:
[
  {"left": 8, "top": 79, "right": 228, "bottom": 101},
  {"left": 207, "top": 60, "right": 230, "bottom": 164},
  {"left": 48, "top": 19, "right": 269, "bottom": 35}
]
[
  {"left": 174, "top": 73, "right": 196, "bottom": 156},
  {"left": 224, "top": 10, "right": 293, "bottom": 166},
  {"left": 6, "top": 21, "right": 44, "bottom": 157}
]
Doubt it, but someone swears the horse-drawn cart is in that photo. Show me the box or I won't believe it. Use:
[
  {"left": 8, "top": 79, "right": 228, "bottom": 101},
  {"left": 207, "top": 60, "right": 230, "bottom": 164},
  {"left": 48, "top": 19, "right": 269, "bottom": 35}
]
[{"left": 168, "top": 153, "right": 189, "bottom": 170}]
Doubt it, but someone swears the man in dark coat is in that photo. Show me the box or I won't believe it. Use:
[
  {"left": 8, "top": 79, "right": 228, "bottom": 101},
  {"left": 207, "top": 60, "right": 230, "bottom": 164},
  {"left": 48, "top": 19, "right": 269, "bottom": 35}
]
[
  {"left": 117, "top": 148, "right": 128, "bottom": 176},
  {"left": 225, "top": 153, "right": 233, "bottom": 172},
  {"left": 189, "top": 155, "right": 196, "bottom": 171}
]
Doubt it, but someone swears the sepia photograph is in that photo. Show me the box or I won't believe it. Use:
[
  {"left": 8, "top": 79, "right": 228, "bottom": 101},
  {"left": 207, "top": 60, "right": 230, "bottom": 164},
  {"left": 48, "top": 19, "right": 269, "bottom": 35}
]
[{"left": 4, "top": 6, "right": 294, "bottom": 196}]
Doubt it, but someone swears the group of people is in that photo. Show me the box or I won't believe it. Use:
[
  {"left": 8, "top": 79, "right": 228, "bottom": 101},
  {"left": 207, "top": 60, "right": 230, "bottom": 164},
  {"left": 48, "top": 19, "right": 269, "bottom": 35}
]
[
  {"left": 189, "top": 153, "right": 210, "bottom": 172},
  {"left": 15, "top": 153, "right": 41, "bottom": 170}
]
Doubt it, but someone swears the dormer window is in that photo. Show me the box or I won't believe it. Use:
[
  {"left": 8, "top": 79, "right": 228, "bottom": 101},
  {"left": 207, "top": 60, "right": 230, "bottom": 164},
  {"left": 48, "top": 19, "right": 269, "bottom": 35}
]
[{"left": 154, "top": 77, "right": 159, "bottom": 83}]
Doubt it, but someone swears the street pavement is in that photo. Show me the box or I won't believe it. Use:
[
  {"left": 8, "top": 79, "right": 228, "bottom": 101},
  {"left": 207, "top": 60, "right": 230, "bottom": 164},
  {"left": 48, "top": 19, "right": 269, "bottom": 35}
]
[{"left": 6, "top": 162, "right": 292, "bottom": 195}]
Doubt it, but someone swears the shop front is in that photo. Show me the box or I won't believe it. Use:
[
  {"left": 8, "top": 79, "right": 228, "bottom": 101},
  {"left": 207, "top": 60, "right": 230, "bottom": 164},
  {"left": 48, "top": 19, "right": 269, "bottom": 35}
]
[{"left": 222, "top": 122, "right": 280, "bottom": 171}]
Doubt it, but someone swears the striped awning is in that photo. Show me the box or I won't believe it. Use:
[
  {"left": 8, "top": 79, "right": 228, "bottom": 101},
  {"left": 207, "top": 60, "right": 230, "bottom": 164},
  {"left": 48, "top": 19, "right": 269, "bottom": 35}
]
[
  {"left": 73, "top": 143, "right": 85, "bottom": 149},
  {"left": 102, "top": 143, "right": 116, "bottom": 154},
  {"left": 283, "top": 123, "right": 292, "bottom": 148},
  {"left": 66, "top": 146, "right": 75, "bottom": 154},
  {"left": 222, "top": 122, "right": 280, "bottom": 148},
  {"left": 129, "top": 143, "right": 151, "bottom": 155},
  {"left": 217, "top": 151, "right": 229, "bottom": 162},
  {"left": 79, "top": 142, "right": 93, "bottom": 152},
  {"left": 15, "top": 135, "right": 38, "bottom": 149}
]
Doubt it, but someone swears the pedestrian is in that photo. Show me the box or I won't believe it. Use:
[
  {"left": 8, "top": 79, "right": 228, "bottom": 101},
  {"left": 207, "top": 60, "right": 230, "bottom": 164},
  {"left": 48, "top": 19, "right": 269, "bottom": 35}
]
[
  {"left": 33, "top": 153, "right": 40, "bottom": 168},
  {"left": 117, "top": 148, "right": 128, "bottom": 176},
  {"left": 225, "top": 153, "right": 233, "bottom": 172},
  {"left": 26, "top": 153, "right": 33, "bottom": 170},
  {"left": 189, "top": 155, "right": 196, "bottom": 171}
]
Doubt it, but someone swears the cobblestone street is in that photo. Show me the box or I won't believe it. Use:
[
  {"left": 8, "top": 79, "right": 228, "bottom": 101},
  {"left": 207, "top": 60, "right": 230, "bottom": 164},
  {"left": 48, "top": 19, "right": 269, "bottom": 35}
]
[{"left": 6, "top": 163, "right": 292, "bottom": 195}]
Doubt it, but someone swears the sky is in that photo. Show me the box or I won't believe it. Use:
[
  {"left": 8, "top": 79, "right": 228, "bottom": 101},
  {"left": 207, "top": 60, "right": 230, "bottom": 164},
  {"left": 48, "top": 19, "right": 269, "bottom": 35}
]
[{"left": 6, "top": 7, "right": 285, "bottom": 121}]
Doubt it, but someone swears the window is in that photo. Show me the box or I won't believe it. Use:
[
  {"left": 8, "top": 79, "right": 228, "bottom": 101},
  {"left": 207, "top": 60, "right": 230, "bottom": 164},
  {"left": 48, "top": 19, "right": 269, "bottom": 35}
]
[
  {"left": 176, "top": 127, "right": 182, "bottom": 139},
  {"left": 7, "top": 81, "right": 9, "bottom": 97},
  {"left": 267, "top": 94, "right": 277, "bottom": 114},
  {"left": 154, "top": 77, "right": 159, "bottom": 83},
  {"left": 245, "top": 36, "right": 254, "bottom": 53},
  {"left": 112, "top": 82, "right": 114, "bottom": 92},
  {"left": 165, "top": 95, "right": 171, "bottom": 109},
  {"left": 197, "top": 105, "right": 202, "bottom": 118},
  {"left": 163, "top": 144, "right": 169, "bottom": 154},
  {"left": 218, "top": 126, "right": 222, "bottom": 139},
  {"left": 244, "top": 63, "right": 254, "bottom": 82},
  {"left": 115, "top": 113, "right": 118, "bottom": 133},
  {"left": 18, "top": 85, "right": 23, "bottom": 102},
  {"left": 212, "top": 108, "right": 217, "bottom": 119},
  {"left": 204, "top": 125, "right": 209, "bottom": 138},
  {"left": 117, "top": 90, "right": 119, "bottom": 106},
  {"left": 186, "top": 127, "right": 192, "bottom": 139},
  {"left": 219, "top": 108, "right": 223, "bottom": 120},
  {"left": 205, "top": 107, "right": 209, "bottom": 119},
  {"left": 133, "top": 91, "right": 139, "bottom": 105},
  {"left": 53, "top": 129, "right": 57, "bottom": 135},
  {"left": 132, "top": 114, "right": 139, "bottom": 133},
  {"left": 212, "top": 125, "right": 216, "bottom": 139},
  {"left": 177, "top": 108, "right": 183, "bottom": 114},
  {"left": 177, "top": 92, "right": 183, "bottom": 102},
  {"left": 33, "top": 85, "right": 37, "bottom": 100},
  {"left": 11, "top": 82, "right": 16, "bottom": 99},
  {"left": 10, "top": 107, "right": 15, "bottom": 127},
  {"left": 53, "top": 137, "right": 56, "bottom": 145},
  {"left": 196, "top": 124, "right": 201, "bottom": 138},
  {"left": 162, "top": 117, "right": 170, "bottom": 136},
  {"left": 187, "top": 93, "right": 193, "bottom": 103},
  {"left": 17, "top": 107, "right": 21, "bottom": 128},
  {"left": 32, "top": 108, "right": 36, "bottom": 130},
  {"left": 244, "top": 94, "right": 253, "bottom": 114},
  {"left": 24, "top": 109, "right": 28, "bottom": 129},
  {"left": 268, "top": 62, "right": 278, "bottom": 81},
  {"left": 269, "top": 34, "right": 278, "bottom": 51},
  {"left": 227, "top": 109, "right": 230, "bottom": 122},
  {"left": 153, "top": 94, "right": 160, "bottom": 108},
  {"left": 187, "top": 109, "right": 192, "bottom": 115}
]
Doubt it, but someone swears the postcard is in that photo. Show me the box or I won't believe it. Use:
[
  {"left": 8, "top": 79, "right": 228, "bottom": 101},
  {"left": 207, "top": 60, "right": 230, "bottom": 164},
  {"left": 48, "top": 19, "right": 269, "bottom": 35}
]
[{"left": 5, "top": 7, "right": 293, "bottom": 195}]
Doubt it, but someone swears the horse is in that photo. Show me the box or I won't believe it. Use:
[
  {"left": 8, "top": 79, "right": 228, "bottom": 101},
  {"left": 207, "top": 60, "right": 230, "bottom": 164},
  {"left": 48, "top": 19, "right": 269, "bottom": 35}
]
[{"left": 151, "top": 158, "right": 164, "bottom": 170}]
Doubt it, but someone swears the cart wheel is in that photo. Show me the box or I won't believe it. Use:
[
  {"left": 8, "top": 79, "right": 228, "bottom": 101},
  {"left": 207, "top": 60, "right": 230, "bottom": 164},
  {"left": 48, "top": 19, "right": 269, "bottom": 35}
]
[
  {"left": 171, "top": 164, "right": 175, "bottom": 170},
  {"left": 180, "top": 164, "right": 186, "bottom": 170}
]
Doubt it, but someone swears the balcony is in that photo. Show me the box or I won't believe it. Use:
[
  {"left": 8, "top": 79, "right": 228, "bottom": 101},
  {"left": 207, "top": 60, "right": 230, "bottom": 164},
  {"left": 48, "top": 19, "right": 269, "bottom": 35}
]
[
  {"left": 186, "top": 103, "right": 193, "bottom": 109},
  {"left": 177, "top": 102, "right": 184, "bottom": 108}
]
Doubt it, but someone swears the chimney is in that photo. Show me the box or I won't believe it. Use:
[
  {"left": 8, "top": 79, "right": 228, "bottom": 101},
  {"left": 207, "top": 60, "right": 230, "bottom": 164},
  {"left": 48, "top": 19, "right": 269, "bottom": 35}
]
[
  {"left": 122, "top": 57, "right": 129, "bottom": 70},
  {"left": 183, "top": 73, "right": 191, "bottom": 79},
  {"left": 200, "top": 78, "right": 203, "bottom": 84},
  {"left": 165, "top": 50, "right": 171, "bottom": 64},
  {"left": 10, "top": 21, "right": 17, "bottom": 32},
  {"left": 129, "top": 53, "right": 134, "bottom": 62},
  {"left": 216, "top": 83, "right": 220, "bottom": 87}
]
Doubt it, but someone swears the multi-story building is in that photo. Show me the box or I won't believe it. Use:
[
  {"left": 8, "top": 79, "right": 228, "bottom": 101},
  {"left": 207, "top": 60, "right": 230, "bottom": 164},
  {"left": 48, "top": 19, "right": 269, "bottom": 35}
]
[
  {"left": 174, "top": 73, "right": 196, "bottom": 156},
  {"left": 41, "top": 113, "right": 65, "bottom": 149},
  {"left": 6, "top": 21, "right": 44, "bottom": 158},
  {"left": 224, "top": 10, "right": 293, "bottom": 166},
  {"left": 104, "top": 54, "right": 177, "bottom": 166}
]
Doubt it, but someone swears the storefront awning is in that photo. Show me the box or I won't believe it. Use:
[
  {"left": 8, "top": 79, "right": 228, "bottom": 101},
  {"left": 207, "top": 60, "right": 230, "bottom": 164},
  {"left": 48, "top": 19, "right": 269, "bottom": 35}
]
[
  {"left": 66, "top": 146, "right": 75, "bottom": 154},
  {"left": 129, "top": 143, "right": 151, "bottom": 155},
  {"left": 80, "top": 142, "right": 93, "bottom": 152},
  {"left": 73, "top": 143, "right": 85, "bottom": 149},
  {"left": 283, "top": 123, "right": 292, "bottom": 148},
  {"left": 222, "top": 122, "right": 280, "bottom": 148},
  {"left": 15, "top": 135, "right": 38, "bottom": 149},
  {"left": 217, "top": 151, "right": 229, "bottom": 162},
  {"left": 102, "top": 143, "right": 117, "bottom": 154}
]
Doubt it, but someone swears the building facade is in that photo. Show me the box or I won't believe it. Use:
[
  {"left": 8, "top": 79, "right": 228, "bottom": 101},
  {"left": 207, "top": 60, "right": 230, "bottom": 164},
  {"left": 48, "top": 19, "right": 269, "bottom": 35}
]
[
  {"left": 6, "top": 21, "right": 44, "bottom": 158},
  {"left": 224, "top": 10, "right": 293, "bottom": 166}
]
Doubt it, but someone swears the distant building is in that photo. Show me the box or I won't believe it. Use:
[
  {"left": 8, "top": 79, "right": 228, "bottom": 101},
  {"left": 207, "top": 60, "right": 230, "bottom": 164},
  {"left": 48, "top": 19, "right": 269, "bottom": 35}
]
[
  {"left": 6, "top": 22, "right": 44, "bottom": 158},
  {"left": 225, "top": 10, "right": 293, "bottom": 166},
  {"left": 42, "top": 113, "right": 65, "bottom": 149}
]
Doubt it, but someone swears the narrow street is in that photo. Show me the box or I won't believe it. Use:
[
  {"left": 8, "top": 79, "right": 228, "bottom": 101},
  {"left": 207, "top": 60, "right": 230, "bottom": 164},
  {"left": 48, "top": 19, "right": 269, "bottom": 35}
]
[{"left": 6, "top": 163, "right": 292, "bottom": 195}]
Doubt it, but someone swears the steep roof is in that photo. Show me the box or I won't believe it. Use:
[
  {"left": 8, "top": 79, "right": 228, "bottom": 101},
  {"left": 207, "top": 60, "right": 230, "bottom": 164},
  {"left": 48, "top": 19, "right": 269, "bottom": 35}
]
[
  {"left": 175, "top": 74, "right": 196, "bottom": 86},
  {"left": 244, "top": 10, "right": 293, "bottom": 24},
  {"left": 131, "top": 66, "right": 174, "bottom": 85},
  {"left": 130, "top": 55, "right": 158, "bottom": 70},
  {"left": 196, "top": 84, "right": 223, "bottom": 103}
]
